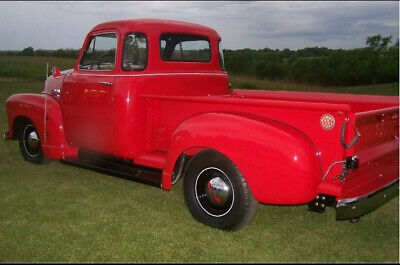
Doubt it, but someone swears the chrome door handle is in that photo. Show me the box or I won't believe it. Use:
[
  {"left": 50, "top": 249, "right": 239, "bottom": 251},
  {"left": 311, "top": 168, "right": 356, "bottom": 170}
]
[{"left": 98, "top": 81, "right": 113, "bottom": 86}]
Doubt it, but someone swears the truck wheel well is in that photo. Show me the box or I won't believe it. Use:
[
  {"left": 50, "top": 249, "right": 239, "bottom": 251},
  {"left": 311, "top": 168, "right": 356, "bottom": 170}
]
[
  {"left": 13, "top": 116, "right": 31, "bottom": 139},
  {"left": 171, "top": 147, "right": 206, "bottom": 185},
  {"left": 171, "top": 153, "right": 191, "bottom": 185}
]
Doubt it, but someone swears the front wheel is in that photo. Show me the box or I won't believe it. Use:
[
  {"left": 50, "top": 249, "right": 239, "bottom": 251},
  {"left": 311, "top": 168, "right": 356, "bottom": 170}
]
[
  {"left": 183, "top": 149, "right": 258, "bottom": 231},
  {"left": 18, "top": 119, "right": 49, "bottom": 164}
]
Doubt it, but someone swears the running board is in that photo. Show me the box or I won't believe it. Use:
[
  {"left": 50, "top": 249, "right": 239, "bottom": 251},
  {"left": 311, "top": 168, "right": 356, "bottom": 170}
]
[{"left": 61, "top": 149, "right": 162, "bottom": 187}]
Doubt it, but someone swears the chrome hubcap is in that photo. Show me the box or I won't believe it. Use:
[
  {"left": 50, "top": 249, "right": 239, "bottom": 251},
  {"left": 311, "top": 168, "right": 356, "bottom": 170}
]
[
  {"left": 23, "top": 125, "right": 39, "bottom": 157},
  {"left": 27, "top": 131, "right": 39, "bottom": 151},
  {"left": 206, "top": 176, "right": 231, "bottom": 207},
  {"left": 195, "top": 167, "right": 234, "bottom": 217}
]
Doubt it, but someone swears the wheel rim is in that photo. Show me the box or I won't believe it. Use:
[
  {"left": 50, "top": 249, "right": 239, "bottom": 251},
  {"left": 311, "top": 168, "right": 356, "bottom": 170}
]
[
  {"left": 23, "top": 125, "right": 40, "bottom": 157},
  {"left": 195, "top": 167, "right": 234, "bottom": 217}
]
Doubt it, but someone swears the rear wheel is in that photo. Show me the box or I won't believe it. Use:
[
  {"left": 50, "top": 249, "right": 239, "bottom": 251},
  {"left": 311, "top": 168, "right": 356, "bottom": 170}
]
[
  {"left": 18, "top": 119, "right": 49, "bottom": 164},
  {"left": 183, "top": 149, "right": 258, "bottom": 231}
]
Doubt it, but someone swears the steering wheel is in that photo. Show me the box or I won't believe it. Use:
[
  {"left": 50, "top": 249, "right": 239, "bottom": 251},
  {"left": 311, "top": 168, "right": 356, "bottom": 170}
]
[{"left": 96, "top": 51, "right": 114, "bottom": 69}]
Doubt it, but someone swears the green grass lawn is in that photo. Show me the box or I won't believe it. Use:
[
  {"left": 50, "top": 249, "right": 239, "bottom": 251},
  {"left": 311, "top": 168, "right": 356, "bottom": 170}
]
[
  {"left": 0, "top": 58, "right": 398, "bottom": 262},
  {"left": 230, "top": 75, "right": 399, "bottom": 96}
]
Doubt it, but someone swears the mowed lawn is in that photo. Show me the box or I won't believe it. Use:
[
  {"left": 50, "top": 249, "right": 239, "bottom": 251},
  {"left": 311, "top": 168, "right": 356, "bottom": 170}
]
[
  {"left": 229, "top": 75, "right": 399, "bottom": 96},
  {"left": 0, "top": 57, "right": 398, "bottom": 262}
]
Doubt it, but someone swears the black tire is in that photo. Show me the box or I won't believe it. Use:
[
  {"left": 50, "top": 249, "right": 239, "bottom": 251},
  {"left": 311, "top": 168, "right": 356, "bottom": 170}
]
[
  {"left": 18, "top": 119, "right": 49, "bottom": 164},
  {"left": 183, "top": 149, "right": 258, "bottom": 231}
]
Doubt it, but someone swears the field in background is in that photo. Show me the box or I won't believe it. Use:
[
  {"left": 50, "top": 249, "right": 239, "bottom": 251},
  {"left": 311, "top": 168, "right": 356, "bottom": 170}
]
[
  {"left": 0, "top": 55, "right": 398, "bottom": 96},
  {"left": 0, "top": 56, "right": 76, "bottom": 80},
  {"left": 230, "top": 75, "right": 399, "bottom": 96},
  {"left": 0, "top": 56, "right": 398, "bottom": 262}
]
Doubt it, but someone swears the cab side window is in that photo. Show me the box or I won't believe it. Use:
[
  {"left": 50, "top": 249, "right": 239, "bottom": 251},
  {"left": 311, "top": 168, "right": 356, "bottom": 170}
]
[
  {"left": 79, "top": 33, "right": 117, "bottom": 71},
  {"left": 122, "top": 33, "right": 148, "bottom": 71}
]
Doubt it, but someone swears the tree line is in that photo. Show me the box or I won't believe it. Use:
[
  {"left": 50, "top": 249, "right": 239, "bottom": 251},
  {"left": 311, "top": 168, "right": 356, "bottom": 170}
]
[
  {"left": 224, "top": 35, "right": 398, "bottom": 86},
  {"left": 0, "top": 34, "right": 398, "bottom": 86},
  {"left": 0, "top": 47, "right": 80, "bottom": 58}
]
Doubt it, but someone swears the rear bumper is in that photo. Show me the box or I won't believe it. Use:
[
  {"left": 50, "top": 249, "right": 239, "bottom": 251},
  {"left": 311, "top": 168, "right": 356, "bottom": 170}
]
[{"left": 336, "top": 179, "right": 399, "bottom": 220}]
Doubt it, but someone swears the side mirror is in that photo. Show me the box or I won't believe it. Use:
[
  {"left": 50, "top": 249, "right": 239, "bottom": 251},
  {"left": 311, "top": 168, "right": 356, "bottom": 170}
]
[{"left": 51, "top": 66, "right": 61, "bottom": 78}]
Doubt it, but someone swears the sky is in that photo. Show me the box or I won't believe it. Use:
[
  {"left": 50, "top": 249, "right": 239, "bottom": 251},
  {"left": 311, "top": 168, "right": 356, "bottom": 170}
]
[{"left": 0, "top": 1, "right": 398, "bottom": 51}]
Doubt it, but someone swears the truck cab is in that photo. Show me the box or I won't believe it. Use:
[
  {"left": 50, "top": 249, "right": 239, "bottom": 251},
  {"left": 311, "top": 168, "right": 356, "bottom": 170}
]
[{"left": 53, "top": 19, "right": 229, "bottom": 158}]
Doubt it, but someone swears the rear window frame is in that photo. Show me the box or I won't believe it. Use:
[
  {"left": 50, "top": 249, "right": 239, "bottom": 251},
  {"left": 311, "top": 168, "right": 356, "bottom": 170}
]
[{"left": 159, "top": 33, "right": 212, "bottom": 63}]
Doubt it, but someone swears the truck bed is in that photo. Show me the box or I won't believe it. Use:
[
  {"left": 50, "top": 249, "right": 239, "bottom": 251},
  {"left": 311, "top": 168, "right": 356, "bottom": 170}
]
[
  {"left": 141, "top": 89, "right": 398, "bottom": 200},
  {"left": 232, "top": 89, "right": 399, "bottom": 203},
  {"left": 232, "top": 89, "right": 398, "bottom": 112}
]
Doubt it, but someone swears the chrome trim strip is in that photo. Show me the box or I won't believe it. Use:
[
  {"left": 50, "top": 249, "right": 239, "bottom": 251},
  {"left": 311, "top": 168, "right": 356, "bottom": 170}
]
[
  {"left": 116, "top": 72, "right": 227, "bottom": 77},
  {"left": 74, "top": 72, "right": 227, "bottom": 77},
  {"left": 74, "top": 73, "right": 114, "bottom": 77},
  {"left": 336, "top": 179, "right": 399, "bottom": 220}
]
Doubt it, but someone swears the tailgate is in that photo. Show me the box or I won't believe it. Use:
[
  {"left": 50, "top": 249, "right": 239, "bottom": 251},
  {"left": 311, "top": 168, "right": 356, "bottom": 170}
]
[
  {"left": 355, "top": 106, "right": 399, "bottom": 163},
  {"left": 337, "top": 106, "right": 399, "bottom": 204}
]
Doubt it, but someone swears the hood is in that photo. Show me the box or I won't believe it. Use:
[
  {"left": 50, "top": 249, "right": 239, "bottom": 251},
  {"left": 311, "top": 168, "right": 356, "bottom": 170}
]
[{"left": 43, "top": 68, "right": 73, "bottom": 96}]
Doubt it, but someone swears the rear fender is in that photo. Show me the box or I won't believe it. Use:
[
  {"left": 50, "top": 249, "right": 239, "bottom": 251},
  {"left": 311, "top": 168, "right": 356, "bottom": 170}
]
[
  {"left": 163, "top": 112, "right": 322, "bottom": 205},
  {"left": 5, "top": 93, "right": 78, "bottom": 160}
]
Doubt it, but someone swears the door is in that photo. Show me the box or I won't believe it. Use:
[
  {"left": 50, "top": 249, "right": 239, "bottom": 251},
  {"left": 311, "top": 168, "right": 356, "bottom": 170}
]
[{"left": 60, "top": 31, "right": 118, "bottom": 155}]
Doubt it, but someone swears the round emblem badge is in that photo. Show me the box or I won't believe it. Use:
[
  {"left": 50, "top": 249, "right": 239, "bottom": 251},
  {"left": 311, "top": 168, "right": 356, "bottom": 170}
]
[{"left": 320, "top": 114, "right": 335, "bottom": 130}]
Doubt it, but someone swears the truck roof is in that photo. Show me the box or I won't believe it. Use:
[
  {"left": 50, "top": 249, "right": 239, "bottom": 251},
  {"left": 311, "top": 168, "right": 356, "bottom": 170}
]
[{"left": 90, "top": 18, "right": 220, "bottom": 38}]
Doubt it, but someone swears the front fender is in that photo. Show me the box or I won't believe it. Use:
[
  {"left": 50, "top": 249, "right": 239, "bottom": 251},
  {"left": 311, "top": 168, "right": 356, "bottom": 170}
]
[
  {"left": 5, "top": 93, "right": 78, "bottom": 160},
  {"left": 163, "top": 112, "right": 322, "bottom": 205}
]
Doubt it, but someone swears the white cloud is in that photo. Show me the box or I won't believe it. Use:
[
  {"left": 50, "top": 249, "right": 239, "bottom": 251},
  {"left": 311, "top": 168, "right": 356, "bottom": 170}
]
[{"left": 0, "top": 1, "right": 398, "bottom": 50}]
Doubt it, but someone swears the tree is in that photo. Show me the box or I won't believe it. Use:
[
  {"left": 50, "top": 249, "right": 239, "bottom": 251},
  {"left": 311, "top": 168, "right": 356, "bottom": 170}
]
[
  {"left": 366, "top": 34, "right": 392, "bottom": 53},
  {"left": 21, "top": 46, "right": 34, "bottom": 55}
]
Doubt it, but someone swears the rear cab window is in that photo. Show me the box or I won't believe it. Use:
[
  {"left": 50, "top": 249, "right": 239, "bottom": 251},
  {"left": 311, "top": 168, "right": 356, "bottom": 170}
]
[
  {"left": 160, "top": 34, "right": 211, "bottom": 62},
  {"left": 79, "top": 32, "right": 117, "bottom": 71}
]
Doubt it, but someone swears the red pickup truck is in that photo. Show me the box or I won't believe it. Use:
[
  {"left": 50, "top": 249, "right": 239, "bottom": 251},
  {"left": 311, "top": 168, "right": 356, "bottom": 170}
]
[{"left": 4, "top": 19, "right": 399, "bottom": 231}]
